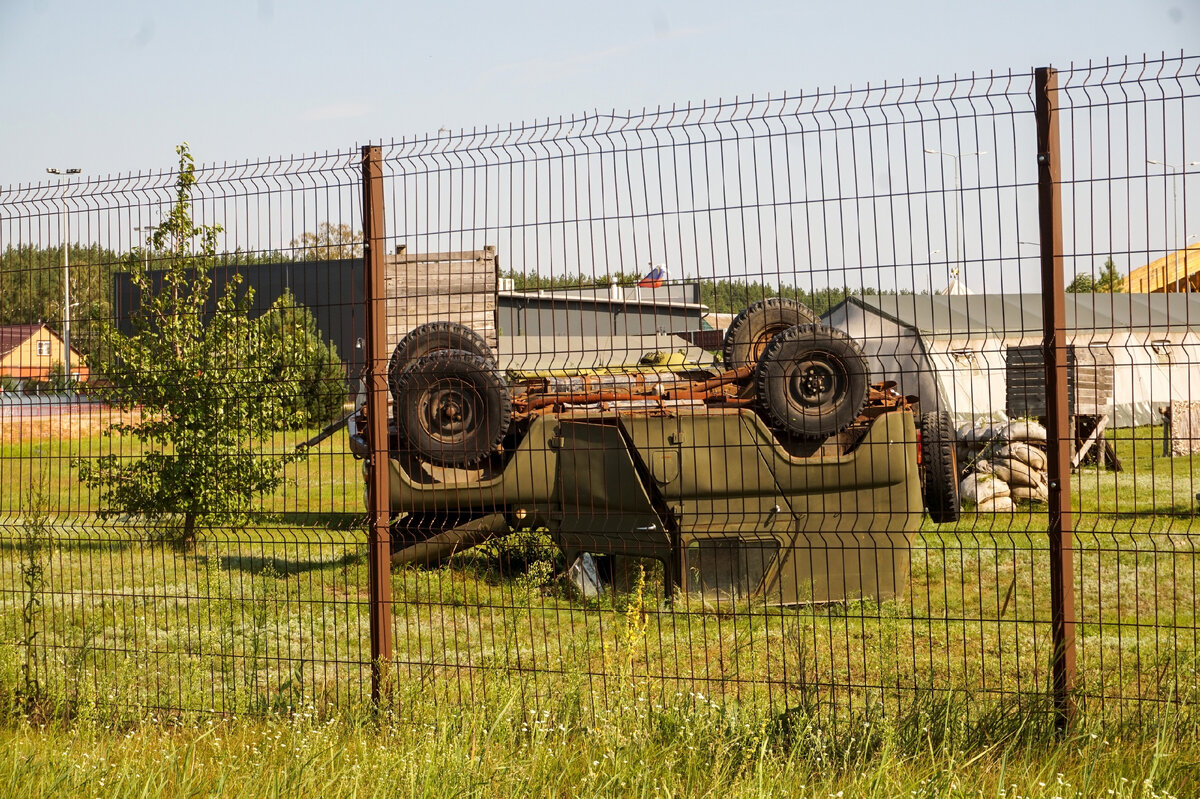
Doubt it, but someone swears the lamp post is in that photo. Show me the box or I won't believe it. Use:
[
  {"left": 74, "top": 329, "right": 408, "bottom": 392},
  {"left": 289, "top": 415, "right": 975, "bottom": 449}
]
[
  {"left": 1147, "top": 160, "right": 1199, "bottom": 284},
  {"left": 135, "top": 225, "right": 158, "bottom": 270},
  {"left": 925, "top": 149, "right": 987, "bottom": 276},
  {"left": 46, "top": 167, "right": 82, "bottom": 383}
]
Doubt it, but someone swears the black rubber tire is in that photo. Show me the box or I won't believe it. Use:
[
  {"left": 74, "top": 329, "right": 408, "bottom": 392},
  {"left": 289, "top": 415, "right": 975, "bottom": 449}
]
[
  {"left": 722, "top": 298, "right": 819, "bottom": 371},
  {"left": 754, "top": 323, "right": 870, "bottom": 439},
  {"left": 395, "top": 349, "right": 512, "bottom": 466},
  {"left": 920, "top": 410, "right": 960, "bottom": 523},
  {"left": 389, "top": 322, "right": 495, "bottom": 410}
]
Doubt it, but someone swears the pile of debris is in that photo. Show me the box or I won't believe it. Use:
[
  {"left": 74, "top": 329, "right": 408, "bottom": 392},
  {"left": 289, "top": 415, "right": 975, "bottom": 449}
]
[{"left": 957, "top": 420, "right": 1050, "bottom": 512}]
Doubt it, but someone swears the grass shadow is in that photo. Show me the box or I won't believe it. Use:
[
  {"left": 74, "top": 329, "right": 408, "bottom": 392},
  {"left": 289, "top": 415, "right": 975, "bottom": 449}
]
[{"left": 216, "top": 550, "right": 365, "bottom": 577}]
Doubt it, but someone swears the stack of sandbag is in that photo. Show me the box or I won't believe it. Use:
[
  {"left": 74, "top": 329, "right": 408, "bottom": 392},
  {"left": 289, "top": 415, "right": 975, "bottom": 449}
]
[
  {"left": 960, "top": 470, "right": 1013, "bottom": 512},
  {"left": 958, "top": 419, "right": 1051, "bottom": 511}
]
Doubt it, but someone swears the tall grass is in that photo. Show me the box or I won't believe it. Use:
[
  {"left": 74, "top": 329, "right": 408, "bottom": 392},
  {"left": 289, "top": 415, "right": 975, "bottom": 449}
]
[{"left": 0, "top": 685, "right": 1196, "bottom": 797}]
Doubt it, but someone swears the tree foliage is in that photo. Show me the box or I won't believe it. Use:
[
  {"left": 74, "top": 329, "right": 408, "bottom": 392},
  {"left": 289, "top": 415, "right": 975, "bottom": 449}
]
[
  {"left": 256, "top": 289, "right": 347, "bottom": 428},
  {"left": 0, "top": 243, "right": 123, "bottom": 365},
  {"left": 1067, "top": 257, "right": 1124, "bottom": 293},
  {"left": 1095, "top": 258, "right": 1124, "bottom": 292},
  {"left": 76, "top": 144, "right": 304, "bottom": 549},
  {"left": 289, "top": 223, "right": 363, "bottom": 260}
]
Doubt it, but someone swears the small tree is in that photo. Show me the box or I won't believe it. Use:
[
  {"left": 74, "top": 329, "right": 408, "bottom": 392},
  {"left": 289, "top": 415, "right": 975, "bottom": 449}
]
[
  {"left": 1065, "top": 271, "right": 1096, "bottom": 293},
  {"left": 77, "top": 144, "right": 302, "bottom": 548},
  {"left": 1095, "top": 257, "right": 1124, "bottom": 292},
  {"left": 1066, "top": 258, "right": 1124, "bottom": 294},
  {"left": 256, "top": 289, "right": 347, "bottom": 428}
]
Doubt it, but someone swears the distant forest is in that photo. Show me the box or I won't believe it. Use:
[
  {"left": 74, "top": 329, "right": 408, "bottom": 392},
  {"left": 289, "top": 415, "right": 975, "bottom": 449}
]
[
  {"left": 2, "top": 241, "right": 909, "bottom": 365},
  {"left": 501, "top": 268, "right": 911, "bottom": 316}
]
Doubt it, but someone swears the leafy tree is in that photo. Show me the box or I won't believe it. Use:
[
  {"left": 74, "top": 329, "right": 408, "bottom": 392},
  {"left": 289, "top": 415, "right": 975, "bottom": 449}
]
[
  {"left": 1095, "top": 257, "right": 1124, "bottom": 292},
  {"left": 1065, "top": 271, "right": 1096, "bottom": 293},
  {"left": 290, "top": 223, "right": 363, "bottom": 260},
  {"left": 256, "top": 289, "right": 347, "bottom": 428},
  {"left": 1066, "top": 258, "right": 1124, "bottom": 293},
  {"left": 76, "top": 144, "right": 303, "bottom": 549}
]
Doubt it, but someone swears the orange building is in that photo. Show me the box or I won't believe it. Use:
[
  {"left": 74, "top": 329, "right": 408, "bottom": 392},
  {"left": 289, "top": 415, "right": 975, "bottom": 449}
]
[
  {"left": 1126, "top": 242, "right": 1200, "bottom": 292},
  {"left": 0, "top": 323, "right": 91, "bottom": 384}
]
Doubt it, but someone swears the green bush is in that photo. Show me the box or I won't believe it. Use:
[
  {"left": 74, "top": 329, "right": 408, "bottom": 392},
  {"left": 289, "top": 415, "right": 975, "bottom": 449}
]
[{"left": 255, "top": 289, "right": 347, "bottom": 429}]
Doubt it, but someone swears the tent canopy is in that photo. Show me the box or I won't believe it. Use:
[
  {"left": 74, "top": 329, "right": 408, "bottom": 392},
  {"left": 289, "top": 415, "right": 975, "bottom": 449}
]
[{"left": 823, "top": 293, "right": 1200, "bottom": 427}]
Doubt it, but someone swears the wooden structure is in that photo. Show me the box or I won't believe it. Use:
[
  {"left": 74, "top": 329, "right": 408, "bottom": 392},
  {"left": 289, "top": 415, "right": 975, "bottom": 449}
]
[
  {"left": 0, "top": 323, "right": 91, "bottom": 384},
  {"left": 1126, "top": 242, "right": 1200, "bottom": 293},
  {"left": 1006, "top": 344, "right": 1117, "bottom": 468},
  {"left": 386, "top": 246, "right": 499, "bottom": 353}
]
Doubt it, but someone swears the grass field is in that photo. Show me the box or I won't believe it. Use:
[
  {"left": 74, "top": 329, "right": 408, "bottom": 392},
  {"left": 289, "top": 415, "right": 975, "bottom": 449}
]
[{"left": 1, "top": 416, "right": 1198, "bottom": 794}]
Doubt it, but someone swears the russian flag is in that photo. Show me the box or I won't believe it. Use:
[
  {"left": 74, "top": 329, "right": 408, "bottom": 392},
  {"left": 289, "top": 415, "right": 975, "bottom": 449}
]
[{"left": 638, "top": 263, "right": 666, "bottom": 288}]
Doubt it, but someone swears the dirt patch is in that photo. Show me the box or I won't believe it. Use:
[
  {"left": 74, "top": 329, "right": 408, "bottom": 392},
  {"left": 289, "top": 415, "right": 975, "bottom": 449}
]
[{"left": 0, "top": 404, "right": 143, "bottom": 444}]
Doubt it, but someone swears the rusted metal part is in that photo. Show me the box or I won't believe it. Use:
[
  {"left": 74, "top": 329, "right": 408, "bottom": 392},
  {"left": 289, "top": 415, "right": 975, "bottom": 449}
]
[
  {"left": 362, "top": 145, "right": 394, "bottom": 703},
  {"left": 512, "top": 365, "right": 913, "bottom": 427},
  {"left": 513, "top": 365, "right": 756, "bottom": 412},
  {"left": 1036, "top": 65, "right": 1077, "bottom": 732}
]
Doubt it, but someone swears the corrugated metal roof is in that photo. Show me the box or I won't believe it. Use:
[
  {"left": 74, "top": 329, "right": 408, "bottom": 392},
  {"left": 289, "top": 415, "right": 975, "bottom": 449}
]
[{"left": 831, "top": 293, "right": 1200, "bottom": 337}]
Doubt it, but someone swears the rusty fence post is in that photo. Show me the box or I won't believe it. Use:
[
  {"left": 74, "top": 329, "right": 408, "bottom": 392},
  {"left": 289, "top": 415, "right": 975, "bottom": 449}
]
[
  {"left": 1035, "top": 66, "right": 1077, "bottom": 731},
  {"left": 363, "top": 144, "right": 394, "bottom": 704}
]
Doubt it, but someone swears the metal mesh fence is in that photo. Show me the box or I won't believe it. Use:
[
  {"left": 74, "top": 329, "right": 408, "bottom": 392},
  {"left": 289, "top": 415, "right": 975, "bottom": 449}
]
[{"left": 1, "top": 55, "right": 1197, "bottom": 729}]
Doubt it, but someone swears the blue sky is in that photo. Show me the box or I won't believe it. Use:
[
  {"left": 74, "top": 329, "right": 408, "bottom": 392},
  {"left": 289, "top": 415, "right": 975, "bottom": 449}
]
[{"left": 1, "top": 0, "right": 1196, "bottom": 187}]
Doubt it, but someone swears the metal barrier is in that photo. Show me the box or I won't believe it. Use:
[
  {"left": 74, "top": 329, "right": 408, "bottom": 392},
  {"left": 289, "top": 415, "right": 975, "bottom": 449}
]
[{"left": 1, "top": 55, "right": 1197, "bottom": 732}]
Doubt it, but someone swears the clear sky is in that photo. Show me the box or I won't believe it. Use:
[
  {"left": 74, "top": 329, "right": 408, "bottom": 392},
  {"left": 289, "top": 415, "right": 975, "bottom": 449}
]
[{"left": 1, "top": 0, "right": 1196, "bottom": 187}]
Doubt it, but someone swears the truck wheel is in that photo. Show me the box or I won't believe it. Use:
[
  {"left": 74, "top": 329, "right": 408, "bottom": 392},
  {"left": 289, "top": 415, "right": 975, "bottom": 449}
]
[
  {"left": 722, "top": 298, "right": 818, "bottom": 371},
  {"left": 389, "top": 322, "right": 496, "bottom": 409},
  {"left": 396, "top": 349, "right": 512, "bottom": 466},
  {"left": 920, "top": 411, "right": 960, "bottom": 523},
  {"left": 754, "top": 324, "right": 869, "bottom": 438}
]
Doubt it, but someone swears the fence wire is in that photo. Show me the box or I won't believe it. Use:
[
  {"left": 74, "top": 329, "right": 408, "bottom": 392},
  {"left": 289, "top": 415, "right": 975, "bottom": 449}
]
[{"left": 1, "top": 54, "right": 1197, "bottom": 730}]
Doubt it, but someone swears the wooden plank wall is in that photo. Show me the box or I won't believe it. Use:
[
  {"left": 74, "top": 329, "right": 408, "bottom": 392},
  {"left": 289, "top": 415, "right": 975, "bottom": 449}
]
[
  {"left": 1006, "top": 344, "right": 1115, "bottom": 418},
  {"left": 385, "top": 245, "right": 499, "bottom": 354}
]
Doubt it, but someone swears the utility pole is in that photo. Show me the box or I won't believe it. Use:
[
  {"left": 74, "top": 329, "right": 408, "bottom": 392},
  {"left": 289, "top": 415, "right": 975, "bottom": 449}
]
[
  {"left": 46, "top": 167, "right": 82, "bottom": 383},
  {"left": 925, "top": 149, "right": 987, "bottom": 284},
  {"left": 1147, "top": 159, "right": 1199, "bottom": 289}
]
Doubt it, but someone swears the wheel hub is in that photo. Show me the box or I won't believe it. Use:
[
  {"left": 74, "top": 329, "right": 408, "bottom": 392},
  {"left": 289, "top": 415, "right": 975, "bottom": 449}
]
[{"left": 789, "top": 358, "right": 841, "bottom": 408}]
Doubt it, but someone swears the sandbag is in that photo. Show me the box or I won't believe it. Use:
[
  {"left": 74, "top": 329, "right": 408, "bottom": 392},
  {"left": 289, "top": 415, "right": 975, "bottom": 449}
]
[
  {"left": 1006, "top": 419, "right": 1048, "bottom": 442},
  {"left": 960, "top": 472, "right": 1010, "bottom": 505},
  {"left": 998, "top": 441, "right": 1048, "bottom": 472},
  {"left": 974, "top": 459, "right": 995, "bottom": 474},
  {"left": 977, "top": 495, "right": 1016, "bottom": 513},
  {"left": 989, "top": 458, "right": 1044, "bottom": 489},
  {"left": 958, "top": 423, "right": 1002, "bottom": 446},
  {"left": 1010, "top": 483, "right": 1050, "bottom": 503}
]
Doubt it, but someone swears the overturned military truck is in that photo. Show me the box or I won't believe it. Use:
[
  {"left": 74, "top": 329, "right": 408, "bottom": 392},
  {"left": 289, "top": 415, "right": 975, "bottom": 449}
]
[{"left": 349, "top": 256, "right": 960, "bottom": 606}]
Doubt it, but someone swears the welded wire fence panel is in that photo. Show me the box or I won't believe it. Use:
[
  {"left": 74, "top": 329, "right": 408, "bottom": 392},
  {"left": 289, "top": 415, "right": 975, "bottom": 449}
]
[
  {"left": 1054, "top": 58, "right": 1200, "bottom": 725},
  {"left": 374, "top": 69, "right": 1055, "bottom": 725},
  {"left": 1, "top": 151, "right": 373, "bottom": 716},
  {"left": 371, "top": 55, "right": 1197, "bottom": 729},
  {"left": 2, "top": 54, "right": 1197, "bottom": 731}
]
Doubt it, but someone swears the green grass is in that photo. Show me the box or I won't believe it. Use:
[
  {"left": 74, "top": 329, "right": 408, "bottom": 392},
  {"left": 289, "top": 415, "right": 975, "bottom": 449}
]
[
  {"left": 1, "top": 422, "right": 1198, "bottom": 793},
  {"left": 0, "top": 687, "right": 1196, "bottom": 797}
]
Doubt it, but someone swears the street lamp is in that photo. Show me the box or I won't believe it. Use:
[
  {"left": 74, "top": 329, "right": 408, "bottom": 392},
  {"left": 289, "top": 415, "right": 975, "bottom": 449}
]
[
  {"left": 46, "top": 167, "right": 82, "bottom": 383},
  {"left": 925, "top": 148, "right": 987, "bottom": 278},
  {"left": 135, "top": 225, "right": 158, "bottom": 270},
  {"left": 1147, "top": 159, "right": 1200, "bottom": 273}
]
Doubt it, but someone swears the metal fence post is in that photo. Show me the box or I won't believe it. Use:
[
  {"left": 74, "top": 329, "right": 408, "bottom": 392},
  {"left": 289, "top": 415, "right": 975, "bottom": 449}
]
[
  {"left": 1035, "top": 66, "right": 1077, "bottom": 730},
  {"left": 363, "top": 144, "right": 394, "bottom": 703}
]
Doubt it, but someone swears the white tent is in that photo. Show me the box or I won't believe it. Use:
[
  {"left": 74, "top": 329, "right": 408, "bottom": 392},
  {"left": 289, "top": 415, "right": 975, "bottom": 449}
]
[{"left": 823, "top": 293, "right": 1200, "bottom": 427}]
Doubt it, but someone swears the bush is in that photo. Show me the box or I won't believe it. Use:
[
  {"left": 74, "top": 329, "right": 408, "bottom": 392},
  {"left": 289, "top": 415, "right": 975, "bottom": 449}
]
[{"left": 255, "top": 289, "right": 347, "bottom": 429}]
